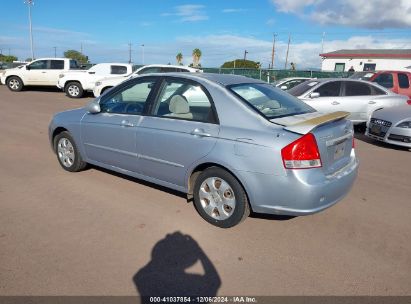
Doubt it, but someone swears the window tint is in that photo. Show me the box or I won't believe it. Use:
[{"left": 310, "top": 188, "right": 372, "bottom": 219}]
[
  {"left": 314, "top": 81, "right": 341, "bottom": 97},
  {"left": 100, "top": 79, "right": 155, "bottom": 115},
  {"left": 363, "top": 63, "right": 376, "bottom": 71},
  {"left": 28, "top": 60, "right": 47, "bottom": 70},
  {"left": 160, "top": 67, "right": 177, "bottom": 72},
  {"left": 69, "top": 60, "right": 80, "bottom": 70},
  {"left": 50, "top": 60, "right": 64, "bottom": 70},
  {"left": 138, "top": 67, "right": 161, "bottom": 75},
  {"left": 111, "top": 65, "right": 128, "bottom": 75},
  {"left": 230, "top": 83, "right": 314, "bottom": 119},
  {"left": 370, "top": 85, "right": 386, "bottom": 95},
  {"left": 152, "top": 80, "right": 215, "bottom": 123},
  {"left": 398, "top": 73, "right": 410, "bottom": 89},
  {"left": 282, "top": 79, "right": 307, "bottom": 90},
  {"left": 344, "top": 81, "right": 371, "bottom": 96},
  {"left": 372, "top": 73, "right": 393, "bottom": 88},
  {"left": 288, "top": 81, "right": 318, "bottom": 97}
]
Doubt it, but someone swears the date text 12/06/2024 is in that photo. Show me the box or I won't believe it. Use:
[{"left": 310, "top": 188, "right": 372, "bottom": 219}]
[{"left": 148, "top": 296, "right": 257, "bottom": 303}]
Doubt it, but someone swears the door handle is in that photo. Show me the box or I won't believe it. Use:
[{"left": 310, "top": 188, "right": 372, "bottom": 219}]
[
  {"left": 191, "top": 128, "right": 211, "bottom": 137},
  {"left": 368, "top": 101, "right": 376, "bottom": 104},
  {"left": 41, "top": 71, "right": 47, "bottom": 73},
  {"left": 121, "top": 120, "right": 134, "bottom": 127},
  {"left": 331, "top": 101, "right": 340, "bottom": 105}
]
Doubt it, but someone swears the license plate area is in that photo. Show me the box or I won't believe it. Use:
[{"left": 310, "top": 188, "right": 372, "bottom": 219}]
[{"left": 334, "top": 142, "right": 346, "bottom": 160}]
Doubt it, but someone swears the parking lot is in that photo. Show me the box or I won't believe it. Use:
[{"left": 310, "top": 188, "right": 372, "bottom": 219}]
[{"left": 0, "top": 84, "right": 410, "bottom": 296}]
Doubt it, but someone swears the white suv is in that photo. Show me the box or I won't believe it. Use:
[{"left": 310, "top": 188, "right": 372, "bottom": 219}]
[
  {"left": 93, "top": 64, "right": 201, "bottom": 97},
  {"left": 57, "top": 63, "right": 133, "bottom": 98},
  {"left": 1, "top": 58, "right": 79, "bottom": 92}
]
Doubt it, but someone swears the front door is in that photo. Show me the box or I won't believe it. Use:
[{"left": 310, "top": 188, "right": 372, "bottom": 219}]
[
  {"left": 81, "top": 77, "right": 158, "bottom": 172},
  {"left": 302, "top": 80, "right": 344, "bottom": 113},
  {"left": 26, "top": 59, "right": 49, "bottom": 85},
  {"left": 136, "top": 78, "right": 220, "bottom": 187}
]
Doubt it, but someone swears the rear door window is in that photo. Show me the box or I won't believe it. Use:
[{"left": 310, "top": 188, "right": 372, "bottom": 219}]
[
  {"left": 372, "top": 73, "right": 393, "bottom": 88},
  {"left": 138, "top": 67, "right": 161, "bottom": 75},
  {"left": 314, "top": 81, "right": 342, "bottom": 97},
  {"left": 344, "top": 82, "right": 371, "bottom": 96},
  {"left": 50, "top": 60, "right": 64, "bottom": 70},
  {"left": 398, "top": 73, "right": 410, "bottom": 89}
]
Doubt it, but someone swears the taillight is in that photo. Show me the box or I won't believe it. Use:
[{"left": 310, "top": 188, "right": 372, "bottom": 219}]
[
  {"left": 352, "top": 137, "right": 355, "bottom": 149},
  {"left": 281, "top": 133, "right": 322, "bottom": 169},
  {"left": 407, "top": 99, "right": 411, "bottom": 105}
]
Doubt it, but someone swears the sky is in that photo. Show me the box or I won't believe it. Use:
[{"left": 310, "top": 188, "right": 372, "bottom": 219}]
[{"left": 0, "top": 0, "right": 410, "bottom": 69}]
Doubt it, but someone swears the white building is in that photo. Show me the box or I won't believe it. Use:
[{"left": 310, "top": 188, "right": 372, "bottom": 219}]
[{"left": 320, "top": 49, "right": 411, "bottom": 72}]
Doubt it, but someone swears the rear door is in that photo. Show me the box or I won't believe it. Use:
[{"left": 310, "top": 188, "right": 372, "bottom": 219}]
[
  {"left": 340, "top": 81, "right": 375, "bottom": 122},
  {"left": 47, "top": 59, "right": 65, "bottom": 85},
  {"left": 136, "top": 77, "right": 219, "bottom": 187}
]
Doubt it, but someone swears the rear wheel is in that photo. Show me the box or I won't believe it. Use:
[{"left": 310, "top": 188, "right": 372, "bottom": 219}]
[
  {"left": 54, "top": 131, "right": 87, "bottom": 172},
  {"left": 7, "top": 76, "right": 24, "bottom": 92},
  {"left": 193, "top": 167, "right": 250, "bottom": 228},
  {"left": 65, "top": 82, "right": 84, "bottom": 98}
]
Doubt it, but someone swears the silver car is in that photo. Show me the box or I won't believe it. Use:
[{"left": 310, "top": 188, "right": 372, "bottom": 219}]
[
  {"left": 288, "top": 78, "right": 408, "bottom": 125},
  {"left": 49, "top": 73, "right": 359, "bottom": 228},
  {"left": 273, "top": 77, "right": 312, "bottom": 90},
  {"left": 366, "top": 105, "right": 411, "bottom": 148}
]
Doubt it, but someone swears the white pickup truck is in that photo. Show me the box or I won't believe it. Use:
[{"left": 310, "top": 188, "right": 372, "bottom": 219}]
[
  {"left": 57, "top": 63, "right": 133, "bottom": 98},
  {"left": 1, "top": 58, "right": 79, "bottom": 92}
]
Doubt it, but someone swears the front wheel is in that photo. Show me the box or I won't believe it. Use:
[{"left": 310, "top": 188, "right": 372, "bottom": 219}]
[
  {"left": 65, "top": 82, "right": 84, "bottom": 98},
  {"left": 193, "top": 167, "right": 250, "bottom": 228},
  {"left": 54, "top": 131, "right": 87, "bottom": 172},
  {"left": 7, "top": 76, "right": 24, "bottom": 92}
]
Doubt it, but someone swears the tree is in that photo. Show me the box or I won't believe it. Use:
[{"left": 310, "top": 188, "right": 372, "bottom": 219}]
[
  {"left": 192, "top": 48, "right": 202, "bottom": 67},
  {"left": 63, "top": 49, "right": 89, "bottom": 63},
  {"left": 176, "top": 52, "right": 183, "bottom": 65},
  {"left": 0, "top": 54, "right": 18, "bottom": 63},
  {"left": 221, "top": 59, "right": 260, "bottom": 69}
]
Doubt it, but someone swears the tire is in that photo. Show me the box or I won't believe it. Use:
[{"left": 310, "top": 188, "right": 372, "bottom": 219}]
[
  {"left": 65, "top": 82, "right": 84, "bottom": 98},
  {"left": 7, "top": 76, "right": 24, "bottom": 92},
  {"left": 193, "top": 167, "right": 250, "bottom": 228},
  {"left": 54, "top": 131, "right": 87, "bottom": 172}
]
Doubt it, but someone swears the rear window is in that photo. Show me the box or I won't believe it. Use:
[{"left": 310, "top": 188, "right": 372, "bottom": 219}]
[
  {"left": 288, "top": 81, "right": 318, "bottom": 97},
  {"left": 229, "top": 83, "right": 315, "bottom": 119},
  {"left": 69, "top": 60, "right": 80, "bottom": 70},
  {"left": 398, "top": 73, "right": 410, "bottom": 89},
  {"left": 111, "top": 65, "right": 128, "bottom": 75},
  {"left": 50, "top": 60, "right": 64, "bottom": 70},
  {"left": 344, "top": 81, "right": 371, "bottom": 96}
]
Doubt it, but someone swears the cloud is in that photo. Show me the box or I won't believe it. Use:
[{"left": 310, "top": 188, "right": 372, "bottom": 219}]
[
  {"left": 222, "top": 8, "right": 247, "bottom": 13},
  {"left": 271, "top": 0, "right": 411, "bottom": 28},
  {"left": 162, "top": 4, "right": 208, "bottom": 22}
]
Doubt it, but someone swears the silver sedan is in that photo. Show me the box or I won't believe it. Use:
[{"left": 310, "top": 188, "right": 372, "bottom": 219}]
[
  {"left": 49, "top": 73, "right": 358, "bottom": 228},
  {"left": 366, "top": 105, "right": 411, "bottom": 148},
  {"left": 288, "top": 78, "right": 409, "bottom": 125}
]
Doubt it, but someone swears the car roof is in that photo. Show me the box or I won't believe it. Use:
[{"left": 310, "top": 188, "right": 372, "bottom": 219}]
[{"left": 142, "top": 72, "right": 265, "bottom": 86}]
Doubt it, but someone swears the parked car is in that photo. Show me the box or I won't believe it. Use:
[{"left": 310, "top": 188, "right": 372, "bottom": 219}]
[
  {"left": 1, "top": 58, "right": 80, "bottom": 91},
  {"left": 370, "top": 71, "right": 411, "bottom": 98},
  {"left": 349, "top": 71, "right": 376, "bottom": 81},
  {"left": 366, "top": 105, "right": 411, "bottom": 148},
  {"left": 93, "top": 64, "right": 201, "bottom": 97},
  {"left": 57, "top": 63, "right": 133, "bottom": 98},
  {"left": 288, "top": 78, "right": 409, "bottom": 125},
  {"left": 273, "top": 77, "right": 312, "bottom": 90},
  {"left": 49, "top": 73, "right": 358, "bottom": 228}
]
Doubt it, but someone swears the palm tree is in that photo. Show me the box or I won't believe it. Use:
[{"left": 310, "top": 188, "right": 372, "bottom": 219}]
[
  {"left": 192, "top": 48, "right": 202, "bottom": 67},
  {"left": 176, "top": 52, "right": 183, "bottom": 65}
]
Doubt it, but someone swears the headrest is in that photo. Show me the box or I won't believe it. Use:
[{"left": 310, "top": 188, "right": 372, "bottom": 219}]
[{"left": 169, "top": 95, "right": 190, "bottom": 114}]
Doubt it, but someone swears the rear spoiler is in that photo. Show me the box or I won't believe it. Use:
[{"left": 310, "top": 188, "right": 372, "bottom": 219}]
[{"left": 283, "top": 111, "right": 350, "bottom": 134}]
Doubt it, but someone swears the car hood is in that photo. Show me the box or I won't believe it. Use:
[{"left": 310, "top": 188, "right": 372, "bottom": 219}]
[
  {"left": 372, "top": 105, "right": 411, "bottom": 122},
  {"left": 271, "top": 111, "right": 350, "bottom": 134}
]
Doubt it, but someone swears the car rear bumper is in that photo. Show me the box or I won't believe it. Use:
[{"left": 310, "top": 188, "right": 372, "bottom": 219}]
[{"left": 235, "top": 153, "right": 359, "bottom": 216}]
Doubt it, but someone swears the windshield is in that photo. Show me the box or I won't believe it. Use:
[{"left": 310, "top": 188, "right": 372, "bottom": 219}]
[
  {"left": 229, "top": 83, "right": 315, "bottom": 119},
  {"left": 288, "top": 80, "right": 319, "bottom": 97}
]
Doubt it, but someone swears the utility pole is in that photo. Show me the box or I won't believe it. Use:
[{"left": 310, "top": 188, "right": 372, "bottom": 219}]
[
  {"left": 8, "top": 48, "right": 11, "bottom": 56},
  {"left": 284, "top": 34, "right": 291, "bottom": 69},
  {"left": 128, "top": 43, "right": 132, "bottom": 64},
  {"left": 141, "top": 44, "right": 145, "bottom": 65},
  {"left": 25, "top": 0, "right": 34, "bottom": 60},
  {"left": 321, "top": 32, "right": 325, "bottom": 53},
  {"left": 271, "top": 33, "right": 277, "bottom": 69},
  {"left": 243, "top": 50, "right": 248, "bottom": 61},
  {"left": 80, "top": 43, "right": 83, "bottom": 54},
  {"left": 53, "top": 46, "right": 57, "bottom": 58}
]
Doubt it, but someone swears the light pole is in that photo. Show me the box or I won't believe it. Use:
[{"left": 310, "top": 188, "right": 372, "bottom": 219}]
[
  {"left": 141, "top": 44, "right": 145, "bottom": 65},
  {"left": 25, "top": 0, "right": 35, "bottom": 60},
  {"left": 53, "top": 46, "right": 57, "bottom": 58}
]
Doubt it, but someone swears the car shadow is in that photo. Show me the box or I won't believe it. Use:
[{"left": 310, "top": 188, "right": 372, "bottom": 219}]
[
  {"left": 90, "top": 165, "right": 187, "bottom": 199},
  {"left": 21, "top": 86, "right": 95, "bottom": 97},
  {"left": 250, "top": 212, "right": 296, "bottom": 221},
  {"left": 133, "top": 231, "right": 221, "bottom": 300}
]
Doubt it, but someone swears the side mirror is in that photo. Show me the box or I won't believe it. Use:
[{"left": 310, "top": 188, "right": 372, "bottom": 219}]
[
  {"left": 280, "top": 85, "right": 288, "bottom": 90},
  {"left": 26, "top": 65, "right": 31, "bottom": 70},
  {"left": 87, "top": 101, "right": 101, "bottom": 114},
  {"left": 88, "top": 71, "right": 96, "bottom": 74},
  {"left": 310, "top": 92, "right": 320, "bottom": 98}
]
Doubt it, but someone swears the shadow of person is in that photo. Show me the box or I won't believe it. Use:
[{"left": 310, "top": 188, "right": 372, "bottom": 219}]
[{"left": 133, "top": 232, "right": 221, "bottom": 299}]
